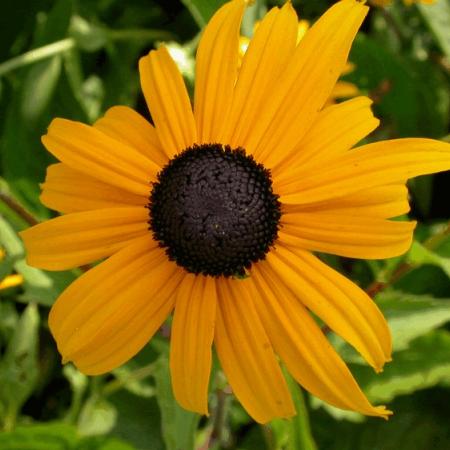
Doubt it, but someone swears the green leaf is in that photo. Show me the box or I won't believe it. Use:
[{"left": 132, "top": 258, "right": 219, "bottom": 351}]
[
  {"left": 406, "top": 241, "right": 450, "bottom": 278},
  {"left": 349, "top": 34, "right": 449, "bottom": 138},
  {"left": 109, "top": 389, "right": 165, "bottom": 450},
  {"left": 0, "top": 422, "right": 137, "bottom": 450},
  {"left": 77, "top": 397, "right": 118, "bottom": 436},
  {"left": 20, "top": 56, "right": 62, "bottom": 123},
  {"left": 354, "top": 329, "right": 450, "bottom": 403},
  {"left": 285, "top": 374, "right": 317, "bottom": 450},
  {"left": 0, "top": 303, "right": 39, "bottom": 429},
  {"left": 0, "top": 422, "right": 78, "bottom": 450},
  {"left": 418, "top": 0, "right": 450, "bottom": 59},
  {"left": 180, "top": 0, "right": 228, "bottom": 27},
  {"left": 335, "top": 291, "right": 450, "bottom": 364},
  {"left": 153, "top": 353, "right": 200, "bottom": 450},
  {"left": 69, "top": 16, "right": 108, "bottom": 52},
  {"left": 378, "top": 291, "right": 450, "bottom": 351}
]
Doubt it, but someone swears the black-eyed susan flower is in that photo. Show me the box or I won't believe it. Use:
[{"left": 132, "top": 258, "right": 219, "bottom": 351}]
[{"left": 21, "top": 0, "right": 450, "bottom": 423}]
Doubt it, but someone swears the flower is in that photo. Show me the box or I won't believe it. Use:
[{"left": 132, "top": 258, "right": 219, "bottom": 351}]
[{"left": 21, "top": 0, "right": 450, "bottom": 423}]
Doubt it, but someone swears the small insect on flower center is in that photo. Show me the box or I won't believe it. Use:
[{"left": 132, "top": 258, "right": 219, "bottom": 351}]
[{"left": 149, "top": 144, "right": 281, "bottom": 277}]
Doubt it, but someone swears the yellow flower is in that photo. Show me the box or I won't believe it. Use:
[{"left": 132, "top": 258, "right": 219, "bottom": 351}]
[{"left": 21, "top": 0, "right": 450, "bottom": 423}]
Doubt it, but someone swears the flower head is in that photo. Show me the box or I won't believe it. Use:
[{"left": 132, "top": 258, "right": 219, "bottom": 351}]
[{"left": 21, "top": 0, "right": 450, "bottom": 423}]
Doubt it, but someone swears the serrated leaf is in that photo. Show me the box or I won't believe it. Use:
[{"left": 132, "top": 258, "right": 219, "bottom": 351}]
[{"left": 153, "top": 353, "right": 200, "bottom": 450}]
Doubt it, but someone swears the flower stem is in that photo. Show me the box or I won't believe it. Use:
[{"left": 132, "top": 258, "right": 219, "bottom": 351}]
[
  {"left": 0, "top": 38, "right": 75, "bottom": 77},
  {"left": 0, "top": 192, "right": 39, "bottom": 226},
  {"left": 102, "top": 363, "right": 156, "bottom": 396}
]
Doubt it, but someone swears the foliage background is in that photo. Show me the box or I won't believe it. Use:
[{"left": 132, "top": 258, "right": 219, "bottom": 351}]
[{"left": 0, "top": 0, "right": 449, "bottom": 449}]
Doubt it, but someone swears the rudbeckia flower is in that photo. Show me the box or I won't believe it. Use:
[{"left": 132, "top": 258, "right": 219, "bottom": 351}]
[{"left": 21, "top": 0, "right": 450, "bottom": 423}]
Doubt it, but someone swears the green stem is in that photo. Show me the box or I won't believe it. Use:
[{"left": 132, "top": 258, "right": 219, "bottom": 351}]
[
  {"left": 0, "top": 38, "right": 75, "bottom": 77},
  {"left": 102, "top": 363, "right": 156, "bottom": 396},
  {"left": 107, "top": 28, "right": 175, "bottom": 43},
  {"left": 0, "top": 192, "right": 39, "bottom": 226},
  {"left": 0, "top": 28, "right": 176, "bottom": 78}
]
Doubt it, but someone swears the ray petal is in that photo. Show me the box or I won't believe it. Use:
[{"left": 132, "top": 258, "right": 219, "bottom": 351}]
[
  {"left": 247, "top": 0, "right": 368, "bottom": 166},
  {"left": 48, "top": 235, "right": 182, "bottom": 375},
  {"left": 42, "top": 119, "right": 158, "bottom": 197},
  {"left": 222, "top": 2, "right": 298, "bottom": 147},
  {"left": 279, "top": 213, "right": 416, "bottom": 259},
  {"left": 93, "top": 106, "right": 168, "bottom": 167},
  {"left": 170, "top": 275, "right": 216, "bottom": 415},
  {"left": 140, "top": 46, "right": 197, "bottom": 158},
  {"left": 20, "top": 207, "right": 149, "bottom": 270},
  {"left": 267, "top": 245, "right": 392, "bottom": 372},
  {"left": 214, "top": 278, "right": 295, "bottom": 423},
  {"left": 276, "top": 139, "right": 450, "bottom": 203},
  {"left": 194, "top": 0, "right": 246, "bottom": 143},
  {"left": 249, "top": 263, "right": 391, "bottom": 418},
  {"left": 40, "top": 163, "right": 148, "bottom": 214}
]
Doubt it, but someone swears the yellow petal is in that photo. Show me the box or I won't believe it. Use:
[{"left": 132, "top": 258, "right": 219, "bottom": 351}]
[
  {"left": 20, "top": 207, "right": 149, "bottom": 270},
  {"left": 277, "top": 139, "right": 450, "bottom": 203},
  {"left": 247, "top": 0, "right": 368, "bottom": 167},
  {"left": 223, "top": 3, "right": 298, "bottom": 147},
  {"left": 170, "top": 275, "right": 216, "bottom": 415},
  {"left": 194, "top": 0, "right": 245, "bottom": 143},
  {"left": 49, "top": 235, "right": 182, "bottom": 375},
  {"left": 330, "top": 80, "right": 360, "bottom": 99},
  {"left": 139, "top": 46, "right": 197, "bottom": 158},
  {"left": 273, "top": 96, "right": 379, "bottom": 175},
  {"left": 42, "top": 119, "right": 158, "bottom": 197},
  {"left": 267, "top": 245, "right": 392, "bottom": 372},
  {"left": 214, "top": 278, "right": 295, "bottom": 423},
  {"left": 282, "top": 184, "right": 410, "bottom": 219},
  {"left": 250, "top": 263, "right": 391, "bottom": 418},
  {"left": 279, "top": 213, "right": 416, "bottom": 259},
  {"left": 40, "top": 163, "right": 148, "bottom": 214},
  {"left": 94, "top": 106, "right": 168, "bottom": 167}
]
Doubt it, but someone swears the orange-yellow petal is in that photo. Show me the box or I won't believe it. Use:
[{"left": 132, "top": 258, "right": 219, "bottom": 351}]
[
  {"left": 40, "top": 163, "right": 148, "bottom": 214},
  {"left": 49, "top": 235, "right": 182, "bottom": 375},
  {"left": 20, "top": 207, "right": 149, "bottom": 270},
  {"left": 248, "top": 0, "right": 368, "bottom": 167},
  {"left": 267, "top": 245, "right": 392, "bottom": 372},
  {"left": 250, "top": 263, "right": 391, "bottom": 418},
  {"left": 279, "top": 213, "right": 416, "bottom": 259},
  {"left": 194, "top": 0, "right": 245, "bottom": 143},
  {"left": 277, "top": 139, "right": 450, "bottom": 203},
  {"left": 282, "top": 184, "right": 410, "bottom": 219},
  {"left": 273, "top": 96, "right": 379, "bottom": 175},
  {"left": 214, "top": 278, "right": 295, "bottom": 423},
  {"left": 42, "top": 119, "right": 158, "bottom": 197},
  {"left": 170, "top": 275, "right": 216, "bottom": 415},
  {"left": 93, "top": 106, "right": 168, "bottom": 167},
  {"left": 223, "top": 2, "right": 298, "bottom": 147},
  {"left": 139, "top": 46, "right": 197, "bottom": 158}
]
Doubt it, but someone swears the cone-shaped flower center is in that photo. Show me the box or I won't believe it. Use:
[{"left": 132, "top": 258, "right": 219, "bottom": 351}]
[{"left": 149, "top": 144, "right": 281, "bottom": 277}]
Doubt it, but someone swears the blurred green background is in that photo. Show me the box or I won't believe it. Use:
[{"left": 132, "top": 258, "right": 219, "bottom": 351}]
[{"left": 0, "top": 0, "right": 450, "bottom": 449}]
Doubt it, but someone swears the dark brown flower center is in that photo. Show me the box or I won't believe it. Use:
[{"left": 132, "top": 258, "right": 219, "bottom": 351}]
[{"left": 148, "top": 144, "right": 281, "bottom": 277}]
